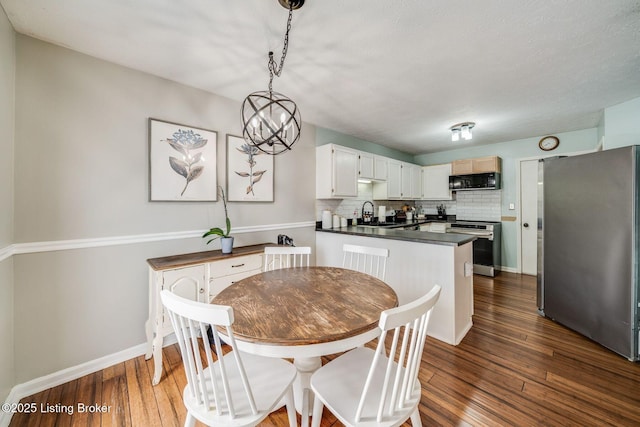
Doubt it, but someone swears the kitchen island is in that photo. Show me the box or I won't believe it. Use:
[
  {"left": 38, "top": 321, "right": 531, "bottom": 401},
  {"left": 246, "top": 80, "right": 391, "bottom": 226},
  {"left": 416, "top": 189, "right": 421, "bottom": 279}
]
[{"left": 316, "top": 225, "right": 475, "bottom": 345}]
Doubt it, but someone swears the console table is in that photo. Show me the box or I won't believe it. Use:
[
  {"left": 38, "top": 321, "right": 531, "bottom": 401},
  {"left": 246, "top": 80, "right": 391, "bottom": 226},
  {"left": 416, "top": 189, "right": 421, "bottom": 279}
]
[{"left": 144, "top": 243, "right": 270, "bottom": 385}]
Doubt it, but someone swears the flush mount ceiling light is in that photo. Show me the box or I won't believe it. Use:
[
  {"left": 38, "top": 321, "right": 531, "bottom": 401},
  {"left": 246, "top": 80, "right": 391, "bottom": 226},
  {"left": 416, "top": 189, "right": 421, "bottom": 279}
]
[
  {"left": 450, "top": 122, "right": 475, "bottom": 142},
  {"left": 240, "top": 0, "right": 304, "bottom": 155}
]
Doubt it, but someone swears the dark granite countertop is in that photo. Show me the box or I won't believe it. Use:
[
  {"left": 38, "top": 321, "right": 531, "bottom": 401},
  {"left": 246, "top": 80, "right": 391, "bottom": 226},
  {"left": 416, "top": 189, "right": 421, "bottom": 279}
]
[{"left": 316, "top": 225, "right": 475, "bottom": 247}]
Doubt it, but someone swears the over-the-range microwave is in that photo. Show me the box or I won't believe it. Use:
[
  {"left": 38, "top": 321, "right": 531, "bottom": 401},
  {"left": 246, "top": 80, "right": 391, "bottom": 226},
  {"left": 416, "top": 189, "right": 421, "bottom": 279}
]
[{"left": 449, "top": 172, "right": 501, "bottom": 191}]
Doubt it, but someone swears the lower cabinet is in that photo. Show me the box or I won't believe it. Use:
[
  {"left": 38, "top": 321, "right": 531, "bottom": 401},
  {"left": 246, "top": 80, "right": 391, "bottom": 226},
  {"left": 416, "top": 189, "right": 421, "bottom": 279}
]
[{"left": 145, "top": 243, "right": 268, "bottom": 385}]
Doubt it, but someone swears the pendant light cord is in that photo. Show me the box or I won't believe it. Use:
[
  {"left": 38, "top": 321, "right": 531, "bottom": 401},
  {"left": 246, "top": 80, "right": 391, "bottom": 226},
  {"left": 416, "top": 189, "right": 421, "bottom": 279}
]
[{"left": 268, "top": 4, "right": 294, "bottom": 95}]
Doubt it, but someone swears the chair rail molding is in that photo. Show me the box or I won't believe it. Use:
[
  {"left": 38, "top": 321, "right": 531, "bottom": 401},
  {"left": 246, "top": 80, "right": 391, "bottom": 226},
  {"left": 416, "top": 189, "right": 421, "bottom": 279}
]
[
  {"left": 1, "top": 221, "right": 315, "bottom": 258},
  {"left": 0, "top": 244, "right": 14, "bottom": 262}
]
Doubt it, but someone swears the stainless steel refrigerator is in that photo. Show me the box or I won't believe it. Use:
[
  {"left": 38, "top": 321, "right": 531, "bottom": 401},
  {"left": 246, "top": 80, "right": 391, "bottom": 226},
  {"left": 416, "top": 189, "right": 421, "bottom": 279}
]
[{"left": 537, "top": 145, "right": 639, "bottom": 361}]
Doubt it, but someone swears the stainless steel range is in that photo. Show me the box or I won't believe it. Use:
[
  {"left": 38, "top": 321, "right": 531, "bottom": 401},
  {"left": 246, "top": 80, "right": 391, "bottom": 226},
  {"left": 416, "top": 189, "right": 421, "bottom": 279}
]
[{"left": 447, "top": 221, "right": 502, "bottom": 277}]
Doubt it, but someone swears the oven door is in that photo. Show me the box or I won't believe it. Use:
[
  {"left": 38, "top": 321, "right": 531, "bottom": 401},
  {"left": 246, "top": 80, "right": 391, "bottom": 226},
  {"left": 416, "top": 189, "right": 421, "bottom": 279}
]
[{"left": 447, "top": 229, "right": 496, "bottom": 276}]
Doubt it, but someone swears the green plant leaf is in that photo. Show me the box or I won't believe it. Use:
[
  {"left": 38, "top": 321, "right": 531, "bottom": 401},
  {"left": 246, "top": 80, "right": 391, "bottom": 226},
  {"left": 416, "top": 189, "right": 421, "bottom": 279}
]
[
  {"left": 225, "top": 217, "right": 231, "bottom": 236},
  {"left": 202, "top": 227, "right": 225, "bottom": 238}
]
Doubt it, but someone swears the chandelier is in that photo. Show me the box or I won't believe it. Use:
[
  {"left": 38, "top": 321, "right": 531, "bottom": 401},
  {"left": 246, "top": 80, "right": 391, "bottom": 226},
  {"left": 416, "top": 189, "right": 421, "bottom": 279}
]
[
  {"left": 450, "top": 122, "right": 475, "bottom": 142},
  {"left": 241, "top": 0, "right": 304, "bottom": 155}
]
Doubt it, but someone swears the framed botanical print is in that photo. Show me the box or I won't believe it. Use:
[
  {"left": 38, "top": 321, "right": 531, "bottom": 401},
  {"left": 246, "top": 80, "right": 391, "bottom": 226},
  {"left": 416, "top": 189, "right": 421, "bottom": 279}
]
[
  {"left": 226, "top": 134, "right": 274, "bottom": 202},
  {"left": 149, "top": 118, "right": 217, "bottom": 201}
]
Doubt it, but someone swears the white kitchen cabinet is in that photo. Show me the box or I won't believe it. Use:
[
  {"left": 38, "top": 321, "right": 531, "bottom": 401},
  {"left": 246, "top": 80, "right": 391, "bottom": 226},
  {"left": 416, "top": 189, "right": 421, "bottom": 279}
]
[
  {"left": 374, "top": 155, "right": 388, "bottom": 180},
  {"left": 316, "top": 144, "right": 359, "bottom": 198},
  {"left": 410, "top": 164, "right": 422, "bottom": 199},
  {"left": 356, "top": 151, "right": 388, "bottom": 181},
  {"left": 358, "top": 151, "right": 375, "bottom": 180},
  {"left": 422, "top": 163, "right": 453, "bottom": 200},
  {"left": 145, "top": 244, "right": 267, "bottom": 385},
  {"left": 388, "top": 161, "right": 402, "bottom": 198},
  {"left": 373, "top": 159, "right": 403, "bottom": 199},
  {"left": 400, "top": 162, "right": 412, "bottom": 198},
  {"left": 374, "top": 160, "right": 422, "bottom": 200}
]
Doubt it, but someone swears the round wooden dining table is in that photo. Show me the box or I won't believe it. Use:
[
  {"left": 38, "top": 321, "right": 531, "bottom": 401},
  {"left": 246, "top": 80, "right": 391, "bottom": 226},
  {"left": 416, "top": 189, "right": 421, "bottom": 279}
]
[{"left": 212, "top": 266, "right": 398, "bottom": 425}]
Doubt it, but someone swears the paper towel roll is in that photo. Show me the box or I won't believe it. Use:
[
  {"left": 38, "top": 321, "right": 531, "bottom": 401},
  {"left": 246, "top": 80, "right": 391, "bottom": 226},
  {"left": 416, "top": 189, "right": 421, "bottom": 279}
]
[
  {"left": 322, "top": 210, "right": 332, "bottom": 229},
  {"left": 378, "top": 205, "right": 386, "bottom": 222}
]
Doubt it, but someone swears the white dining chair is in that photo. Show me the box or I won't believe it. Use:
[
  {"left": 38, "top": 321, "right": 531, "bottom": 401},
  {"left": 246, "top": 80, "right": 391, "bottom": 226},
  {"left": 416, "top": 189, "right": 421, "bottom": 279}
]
[
  {"left": 264, "top": 246, "right": 311, "bottom": 271},
  {"left": 160, "top": 290, "right": 297, "bottom": 427},
  {"left": 342, "top": 244, "right": 389, "bottom": 281},
  {"left": 310, "top": 285, "right": 442, "bottom": 427}
]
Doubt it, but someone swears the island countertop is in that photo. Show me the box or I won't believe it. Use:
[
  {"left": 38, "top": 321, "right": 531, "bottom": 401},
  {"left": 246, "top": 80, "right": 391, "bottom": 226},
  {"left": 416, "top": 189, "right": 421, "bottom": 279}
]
[{"left": 316, "top": 225, "right": 475, "bottom": 246}]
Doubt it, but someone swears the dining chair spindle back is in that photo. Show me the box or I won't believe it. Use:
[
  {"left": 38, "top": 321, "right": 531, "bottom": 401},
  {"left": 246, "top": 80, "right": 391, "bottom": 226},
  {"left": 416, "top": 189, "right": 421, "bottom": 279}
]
[
  {"left": 342, "top": 244, "right": 389, "bottom": 281},
  {"left": 310, "top": 285, "right": 442, "bottom": 427},
  {"left": 264, "top": 246, "right": 311, "bottom": 271},
  {"left": 160, "top": 290, "right": 297, "bottom": 427}
]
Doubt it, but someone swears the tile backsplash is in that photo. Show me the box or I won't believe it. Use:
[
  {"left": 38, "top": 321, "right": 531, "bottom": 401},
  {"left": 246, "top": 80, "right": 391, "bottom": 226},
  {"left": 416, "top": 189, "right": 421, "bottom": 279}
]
[
  {"left": 316, "top": 184, "right": 502, "bottom": 222},
  {"left": 449, "top": 190, "right": 502, "bottom": 221},
  {"left": 316, "top": 183, "right": 407, "bottom": 221}
]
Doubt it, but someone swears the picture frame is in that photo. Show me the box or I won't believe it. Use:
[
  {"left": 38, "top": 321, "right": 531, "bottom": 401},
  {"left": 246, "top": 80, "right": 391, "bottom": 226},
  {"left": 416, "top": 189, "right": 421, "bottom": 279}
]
[
  {"left": 149, "top": 118, "right": 217, "bottom": 201},
  {"left": 226, "top": 134, "right": 274, "bottom": 202}
]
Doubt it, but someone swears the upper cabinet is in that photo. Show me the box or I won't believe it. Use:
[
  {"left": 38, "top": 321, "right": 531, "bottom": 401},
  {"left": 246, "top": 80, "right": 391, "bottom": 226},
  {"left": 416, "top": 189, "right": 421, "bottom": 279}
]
[
  {"left": 408, "top": 163, "right": 422, "bottom": 199},
  {"left": 358, "top": 151, "right": 375, "bottom": 180},
  {"left": 422, "top": 163, "right": 452, "bottom": 200},
  {"left": 358, "top": 152, "right": 388, "bottom": 181},
  {"left": 374, "top": 155, "right": 388, "bottom": 180},
  {"left": 373, "top": 161, "right": 420, "bottom": 200},
  {"left": 374, "top": 159, "right": 403, "bottom": 199},
  {"left": 316, "top": 144, "right": 359, "bottom": 198},
  {"left": 451, "top": 156, "right": 501, "bottom": 174},
  {"left": 316, "top": 143, "right": 424, "bottom": 200}
]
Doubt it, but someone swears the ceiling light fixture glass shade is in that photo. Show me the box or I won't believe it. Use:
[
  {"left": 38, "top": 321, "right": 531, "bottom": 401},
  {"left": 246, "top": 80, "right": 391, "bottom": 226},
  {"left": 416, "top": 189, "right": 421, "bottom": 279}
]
[
  {"left": 450, "top": 122, "right": 475, "bottom": 141},
  {"left": 240, "top": 0, "right": 304, "bottom": 155}
]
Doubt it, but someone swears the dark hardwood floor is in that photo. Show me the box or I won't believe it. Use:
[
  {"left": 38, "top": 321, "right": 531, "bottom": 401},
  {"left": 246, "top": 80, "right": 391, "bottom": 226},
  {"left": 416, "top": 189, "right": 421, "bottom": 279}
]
[{"left": 9, "top": 272, "right": 640, "bottom": 426}]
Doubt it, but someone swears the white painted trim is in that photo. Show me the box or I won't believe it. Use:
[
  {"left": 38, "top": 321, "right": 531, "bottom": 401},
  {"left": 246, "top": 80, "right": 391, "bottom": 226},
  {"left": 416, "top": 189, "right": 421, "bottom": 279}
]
[
  {"left": 497, "top": 265, "right": 518, "bottom": 274},
  {"left": 515, "top": 150, "right": 594, "bottom": 275},
  {"left": 5, "top": 221, "right": 316, "bottom": 257},
  {"left": 0, "top": 336, "right": 179, "bottom": 427},
  {"left": 0, "top": 245, "right": 13, "bottom": 263}
]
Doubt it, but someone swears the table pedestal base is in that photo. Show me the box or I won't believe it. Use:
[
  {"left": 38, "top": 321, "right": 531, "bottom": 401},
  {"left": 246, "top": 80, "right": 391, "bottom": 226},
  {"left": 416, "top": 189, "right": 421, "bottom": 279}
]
[{"left": 293, "top": 357, "right": 322, "bottom": 427}]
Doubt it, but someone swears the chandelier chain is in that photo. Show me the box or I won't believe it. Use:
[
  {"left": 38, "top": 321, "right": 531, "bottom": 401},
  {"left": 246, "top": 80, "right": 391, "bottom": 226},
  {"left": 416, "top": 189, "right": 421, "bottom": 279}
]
[{"left": 268, "top": 4, "right": 294, "bottom": 94}]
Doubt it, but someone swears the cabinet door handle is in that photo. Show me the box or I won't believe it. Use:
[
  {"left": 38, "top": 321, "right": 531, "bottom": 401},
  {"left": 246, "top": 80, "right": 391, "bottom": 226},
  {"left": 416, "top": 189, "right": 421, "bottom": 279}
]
[
  {"left": 199, "top": 288, "right": 204, "bottom": 294},
  {"left": 232, "top": 263, "right": 245, "bottom": 268}
]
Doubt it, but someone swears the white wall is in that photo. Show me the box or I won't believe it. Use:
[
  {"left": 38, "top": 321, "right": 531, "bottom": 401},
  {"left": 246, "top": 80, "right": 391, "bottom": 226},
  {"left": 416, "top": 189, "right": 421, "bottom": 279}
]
[
  {"left": 603, "top": 97, "right": 640, "bottom": 149},
  {"left": 0, "top": 4, "right": 15, "bottom": 403},
  {"left": 12, "top": 35, "right": 316, "bottom": 384}
]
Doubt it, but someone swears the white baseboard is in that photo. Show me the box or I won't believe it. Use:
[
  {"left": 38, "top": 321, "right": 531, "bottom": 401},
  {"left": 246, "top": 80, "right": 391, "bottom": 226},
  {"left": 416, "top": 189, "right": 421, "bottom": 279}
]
[
  {"left": 0, "top": 336, "right": 178, "bottom": 427},
  {"left": 497, "top": 265, "right": 519, "bottom": 274}
]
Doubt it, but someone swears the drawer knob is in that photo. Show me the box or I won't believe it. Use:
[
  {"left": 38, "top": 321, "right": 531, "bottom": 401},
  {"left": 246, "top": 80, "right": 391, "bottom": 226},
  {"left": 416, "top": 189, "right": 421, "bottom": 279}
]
[{"left": 199, "top": 288, "right": 204, "bottom": 294}]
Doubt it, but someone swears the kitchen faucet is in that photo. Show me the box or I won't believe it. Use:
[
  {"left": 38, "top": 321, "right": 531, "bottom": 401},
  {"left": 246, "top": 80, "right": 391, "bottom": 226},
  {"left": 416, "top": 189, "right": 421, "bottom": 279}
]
[{"left": 361, "top": 201, "right": 374, "bottom": 223}]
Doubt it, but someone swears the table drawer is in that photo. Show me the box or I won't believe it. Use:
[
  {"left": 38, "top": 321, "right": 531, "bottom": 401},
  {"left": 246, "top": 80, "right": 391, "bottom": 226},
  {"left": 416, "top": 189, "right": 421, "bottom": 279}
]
[
  {"left": 209, "top": 269, "right": 261, "bottom": 299},
  {"left": 209, "top": 254, "right": 263, "bottom": 279}
]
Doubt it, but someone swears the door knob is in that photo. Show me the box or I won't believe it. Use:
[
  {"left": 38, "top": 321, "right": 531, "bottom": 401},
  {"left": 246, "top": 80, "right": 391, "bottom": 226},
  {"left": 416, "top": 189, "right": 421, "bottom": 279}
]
[{"left": 523, "top": 223, "right": 529, "bottom": 228}]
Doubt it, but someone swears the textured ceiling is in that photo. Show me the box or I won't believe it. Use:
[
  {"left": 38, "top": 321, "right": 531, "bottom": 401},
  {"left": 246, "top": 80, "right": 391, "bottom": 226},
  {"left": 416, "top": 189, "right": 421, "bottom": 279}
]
[{"left": 2, "top": 0, "right": 640, "bottom": 154}]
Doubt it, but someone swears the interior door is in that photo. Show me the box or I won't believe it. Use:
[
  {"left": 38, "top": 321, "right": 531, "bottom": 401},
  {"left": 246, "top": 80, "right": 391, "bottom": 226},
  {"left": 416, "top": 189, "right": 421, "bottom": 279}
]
[{"left": 520, "top": 159, "right": 539, "bottom": 275}]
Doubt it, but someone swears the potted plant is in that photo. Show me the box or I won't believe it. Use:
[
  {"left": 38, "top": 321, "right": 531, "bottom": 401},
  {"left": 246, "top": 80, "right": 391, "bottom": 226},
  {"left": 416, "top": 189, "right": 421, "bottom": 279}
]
[{"left": 203, "top": 186, "right": 233, "bottom": 253}]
